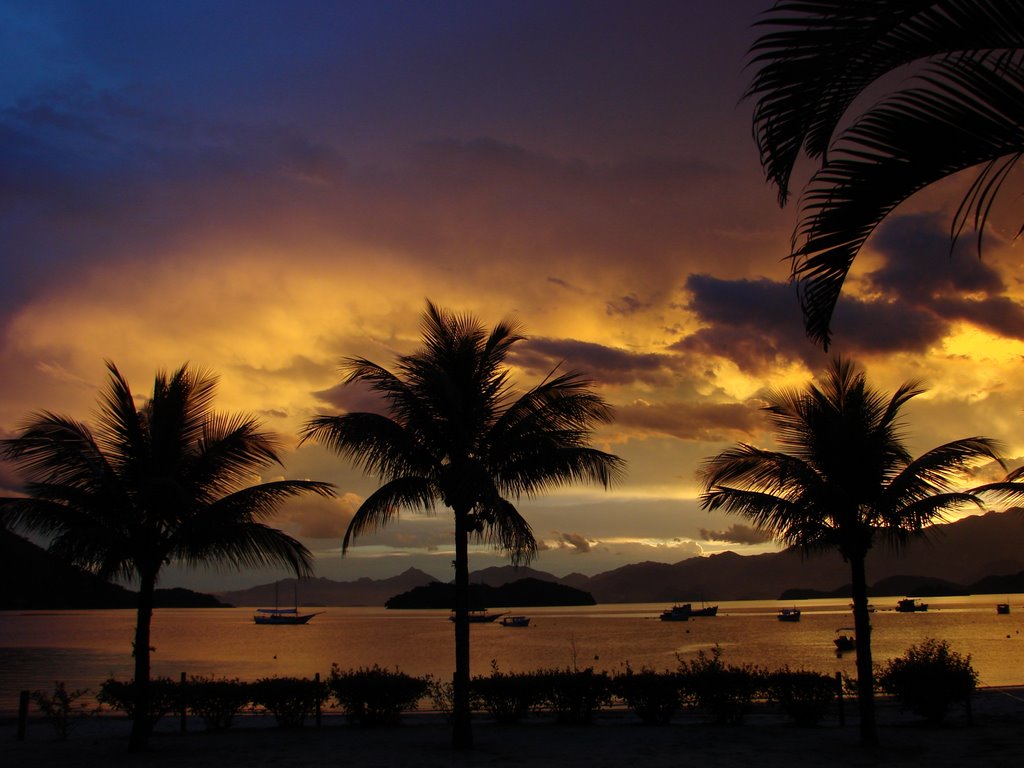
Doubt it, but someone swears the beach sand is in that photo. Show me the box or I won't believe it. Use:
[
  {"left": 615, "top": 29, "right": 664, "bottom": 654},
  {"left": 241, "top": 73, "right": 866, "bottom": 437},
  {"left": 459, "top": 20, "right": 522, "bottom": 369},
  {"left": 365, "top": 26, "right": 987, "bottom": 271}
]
[{"left": 5, "top": 687, "right": 1024, "bottom": 768}]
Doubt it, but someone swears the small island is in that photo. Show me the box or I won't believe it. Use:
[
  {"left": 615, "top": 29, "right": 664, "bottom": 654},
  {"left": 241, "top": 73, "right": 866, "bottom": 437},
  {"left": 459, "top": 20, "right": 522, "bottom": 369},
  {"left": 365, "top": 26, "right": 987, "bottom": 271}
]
[{"left": 385, "top": 577, "right": 596, "bottom": 609}]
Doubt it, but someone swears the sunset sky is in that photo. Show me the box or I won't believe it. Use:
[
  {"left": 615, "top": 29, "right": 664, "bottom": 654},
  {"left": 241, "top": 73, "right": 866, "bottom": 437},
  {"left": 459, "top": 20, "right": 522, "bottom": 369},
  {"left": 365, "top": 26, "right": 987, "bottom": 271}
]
[{"left": 3, "top": 1, "right": 1023, "bottom": 591}]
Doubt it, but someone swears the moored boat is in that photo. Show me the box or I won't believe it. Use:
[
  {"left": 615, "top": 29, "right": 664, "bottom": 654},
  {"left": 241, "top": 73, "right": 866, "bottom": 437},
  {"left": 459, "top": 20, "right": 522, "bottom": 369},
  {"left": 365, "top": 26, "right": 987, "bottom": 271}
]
[
  {"left": 500, "top": 615, "right": 530, "bottom": 627},
  {"left": 449, "top": 609, "right": 504, "bottom": 623},
  {"left": 997, "top": 602, "right": 1011, "bottom": 614},
  {"left": 254, "top": 608, "right": 322, "bottom": 625},
  {"left": 659, "top": 604, "right": 690, "bottom": 621},
  {"left": 777, "top": 608, "right": 801, "bottom": 622},
  {"left": 834, "top": 627, "right": 856, "bottom": 652},
  {"left": 895, "top": 598, "right": 928, "bottom": 613},
  {"left": 253, "top": 581, "right": 322, "bottom": 625},
  {"left": 691, "top": 602, "right": 719, "bottom": 617}
]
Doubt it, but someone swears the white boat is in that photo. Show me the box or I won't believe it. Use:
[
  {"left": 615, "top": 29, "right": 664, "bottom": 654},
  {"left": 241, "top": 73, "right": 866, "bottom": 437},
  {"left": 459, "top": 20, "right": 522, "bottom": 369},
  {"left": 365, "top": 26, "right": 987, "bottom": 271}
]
[
  {"left": 500, "top": 615, "right": 530, "bottom": 627},
  {"left": 777, "top": 608, "right": 801, "bottom": 622}
]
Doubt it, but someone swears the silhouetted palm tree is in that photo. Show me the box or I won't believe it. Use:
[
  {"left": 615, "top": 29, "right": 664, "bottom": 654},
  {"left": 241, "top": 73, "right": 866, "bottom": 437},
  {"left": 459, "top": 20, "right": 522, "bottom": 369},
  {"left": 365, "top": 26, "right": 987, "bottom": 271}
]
[
  {"left": 302, "top": 301, "right": 624, "bottom": 748},
  {"left": 746, "top": 1, "right": 1024, "bottom": 347},
  {"left": 0, "top": 362, "right": 334, "bottom": 751},
  {"left": 700, "top": 358, "right": 1002, "bottom": 744}
]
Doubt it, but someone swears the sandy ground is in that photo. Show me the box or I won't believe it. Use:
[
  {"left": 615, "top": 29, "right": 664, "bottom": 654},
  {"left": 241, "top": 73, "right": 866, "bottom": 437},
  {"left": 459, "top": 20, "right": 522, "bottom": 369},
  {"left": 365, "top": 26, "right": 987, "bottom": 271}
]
[{"left": 4, "top": 688, "right": 1024, "bottom": 768}]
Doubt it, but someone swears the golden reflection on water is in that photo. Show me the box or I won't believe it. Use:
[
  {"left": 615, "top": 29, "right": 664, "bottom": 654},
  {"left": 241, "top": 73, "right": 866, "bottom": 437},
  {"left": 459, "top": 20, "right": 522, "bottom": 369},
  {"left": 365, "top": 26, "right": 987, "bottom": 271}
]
[{"left": 2, "top": 595, "right": 1022, "bottom": 712}]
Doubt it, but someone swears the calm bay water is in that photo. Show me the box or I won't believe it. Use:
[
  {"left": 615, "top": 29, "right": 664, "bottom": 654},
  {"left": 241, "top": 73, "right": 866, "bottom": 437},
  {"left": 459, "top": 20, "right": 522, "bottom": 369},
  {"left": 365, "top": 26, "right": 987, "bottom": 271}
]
[{"left": 2, "top": 594, "right": 1023, "bottom": 714}]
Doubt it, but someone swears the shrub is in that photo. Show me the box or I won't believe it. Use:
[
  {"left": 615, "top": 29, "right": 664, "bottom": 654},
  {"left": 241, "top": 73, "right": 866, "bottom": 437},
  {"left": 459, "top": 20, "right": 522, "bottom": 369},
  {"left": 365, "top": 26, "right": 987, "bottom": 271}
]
[
  {"left": 877, "top": 638, "right": 978, "bottom": 724},
  {"left": 183, "top": 677, "right": 250, "bottom": 731},
  {"left": 97, "top": 677, "right": 180, "bottom": 727},
  {"left": 31, "top": 681, "right": 99, "bottom": 740},
  {"left": 537, "top": 668, "right": 612, "bottom": 724},
  {"left": 249, "top": 676, "right": 327, "bottom": 728},
  {"left": 426, "top": 677, "right": 455, "bottom": 722},
  {"left": 680, "top": 646, "right": 764, "bottom": 725},
  {"left": 767, "top": 669, "right": 836, "bottom": 726},
  {"left": 613, "top": 667, "right": 686, "bottom": 725},
  {"left": 470, "top": 663, "right": 545, "bottom": 723},
  {"left": 328, "top": 665, "right": 428, "bottom": 725}
]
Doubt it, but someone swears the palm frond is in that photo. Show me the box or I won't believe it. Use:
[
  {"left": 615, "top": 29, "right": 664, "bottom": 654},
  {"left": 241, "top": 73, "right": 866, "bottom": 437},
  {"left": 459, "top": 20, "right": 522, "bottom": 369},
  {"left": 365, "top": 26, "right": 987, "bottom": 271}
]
[
  {"left": 302, "top": 412, "right": 434, "bottom": 480},
  {"left": 791, "top": 54, "right": 1024, "bottom": 346},
  {"left": 746, "top": 0, "right": 1024, "bottom": 202},
  {"left": 882, "top": 437, "right": 1004, "bottom": 504},
  {"left": 189, "top": 413, "right": 283, "bottom": 498},
  {"left": 472, "top": 497, "right": 537, "bottom": 566},
  {"left": 342, "top": 477, "right": 438, "bottom": 553},
  {"left": 175, "top": 521, "right": 315, "bottom": 577}
]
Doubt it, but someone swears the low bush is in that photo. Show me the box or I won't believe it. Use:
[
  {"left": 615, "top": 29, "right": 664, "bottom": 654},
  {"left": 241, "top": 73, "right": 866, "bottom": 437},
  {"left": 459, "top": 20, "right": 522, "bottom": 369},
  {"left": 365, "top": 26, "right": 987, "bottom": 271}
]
[
  {"left": 328, "top": 665, "right": 428, "bottom": 725},
  {"left": 31, "top": 681, "right": 99, "bottom": 740},
  {"left": 471, "top": 663, "right": 545, "bottom": 723},
  {"left": 537, "top": 668, "right": 612, "bottom": 724},
  {"left": 183, "top": 676, "right": 250, "bottom": 731},
  {"left": 249, "top": 676, "right": 327, "bottom": 728},
  {"left": 426, "top": 677, "right": 455, "bottom": 722},
  {"left": 612, "top": 667, "right": 686, "bottom": 725},
  {"left": 766, "top": 669, "right": 836, "bottom": 726},
  {"left": 877, "top": 638, "right": 978, "bottom": 724},
  {"left": 97, "top": 677, "right": 180, "bottom": 727},
  {"left": 680, "top": 646, "right": 765, "bottom": 725}
]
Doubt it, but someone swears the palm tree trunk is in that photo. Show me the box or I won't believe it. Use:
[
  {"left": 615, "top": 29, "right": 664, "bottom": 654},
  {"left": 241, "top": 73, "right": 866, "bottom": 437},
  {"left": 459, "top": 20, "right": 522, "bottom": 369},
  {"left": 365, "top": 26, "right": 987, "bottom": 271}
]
[
  {"left": 451, "top": 512, "right": 472, "bottom": 749},
  {"left": 849, "top": 554, "right": 877, "bottom": 746},
  {"left": 128, "top": 570, "right": 156, "bottom": 752}
]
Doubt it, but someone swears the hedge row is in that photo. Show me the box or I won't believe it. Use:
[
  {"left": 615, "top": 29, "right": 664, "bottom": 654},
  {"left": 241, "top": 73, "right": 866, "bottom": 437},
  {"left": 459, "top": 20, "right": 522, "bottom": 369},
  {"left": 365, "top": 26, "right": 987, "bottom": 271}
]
[{"left": 93, "top": 639, "right": 977, "bottom": 731}]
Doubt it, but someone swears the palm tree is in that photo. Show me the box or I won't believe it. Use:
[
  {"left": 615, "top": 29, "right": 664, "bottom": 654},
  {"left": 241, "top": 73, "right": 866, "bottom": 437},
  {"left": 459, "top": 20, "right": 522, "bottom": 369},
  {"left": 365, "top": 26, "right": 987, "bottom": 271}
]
[
  {"left": 745, "top": 1, "right": 1024, "bottom": 348},
  {"left": 0, "top": 362, "right": 334, "bottom": 751},
  {"left": 302, "top": 301, "right": 624, "bottom": 748},
  {"left": 699, "top": 358, "right": 1002, "bottom": 745}
]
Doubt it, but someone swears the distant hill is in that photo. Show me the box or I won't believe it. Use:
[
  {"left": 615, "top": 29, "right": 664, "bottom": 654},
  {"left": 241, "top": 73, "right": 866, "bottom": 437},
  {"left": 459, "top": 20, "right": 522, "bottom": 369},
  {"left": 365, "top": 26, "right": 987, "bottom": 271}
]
[
  {"left": 780, "top": 571, "right": 1024, "bottom": 600},
  {"left": 385, "top": 577, "right": 596, "bottom": 609},
  {"left": 217, "top": 569, "right": 440, "bottom": 607},
  {"left": 573, "top": 509, "right": 1024, "bottom": 602},
  {"left": 0, "top": 529, "right": 231, "bottom": 609}
]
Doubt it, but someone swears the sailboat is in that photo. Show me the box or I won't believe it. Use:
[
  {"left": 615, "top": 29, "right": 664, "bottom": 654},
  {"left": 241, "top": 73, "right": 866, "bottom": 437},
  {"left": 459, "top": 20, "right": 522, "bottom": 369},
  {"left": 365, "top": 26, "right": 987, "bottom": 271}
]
[{"left": 253, "top": 581, "right": 323, "bottom": 625}]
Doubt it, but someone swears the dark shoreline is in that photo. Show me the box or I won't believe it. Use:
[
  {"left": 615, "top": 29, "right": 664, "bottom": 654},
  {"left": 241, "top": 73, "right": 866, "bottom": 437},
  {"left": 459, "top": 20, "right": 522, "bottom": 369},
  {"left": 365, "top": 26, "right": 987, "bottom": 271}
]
[{"left": 4, "top": 687, "right": 1024, "bottom": 768}]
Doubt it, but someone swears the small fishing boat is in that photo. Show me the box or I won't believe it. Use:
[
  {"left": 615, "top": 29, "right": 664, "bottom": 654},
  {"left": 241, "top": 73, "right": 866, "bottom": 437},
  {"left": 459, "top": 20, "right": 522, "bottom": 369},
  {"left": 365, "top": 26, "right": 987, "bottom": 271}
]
[
  {"left": 834, "top": 628, "right": 856, "bottom": 652},
  {"left": 895, "top": 598, "right": 928, "bottom": 613},
  {"left": 777, "top": 608, "right": 801, "bottom": 622},
  {"left": 449, "top": 609, "right": 504, "bottom": 623},
  {"left": 659, "top": 605, "right": 690, "bottom": 621},
  {"left": 500, "top": 615, "right": 530, "bottom": 627},
  {"left": 997, "top": 602, "right": 1011, "bottom": 615},
  {"left": 690, "top": 601, "right": 719, "bottom": 617}
]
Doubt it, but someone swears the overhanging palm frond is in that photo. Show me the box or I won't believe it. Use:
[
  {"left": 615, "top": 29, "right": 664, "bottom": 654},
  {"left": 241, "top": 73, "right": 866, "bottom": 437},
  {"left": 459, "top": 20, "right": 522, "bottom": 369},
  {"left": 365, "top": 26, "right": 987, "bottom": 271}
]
[
  {"left": 792, "top": 54, "right": 1024, "bottom": 347},
  {"left": 301, "top": 412, "right": 433, "bottom": 479},
  {"left": 882, "top": 437, "right": 1005, "bottom": 501},
  {"left": 747, "top": 0, "right": 1024, "bottom": 203},
  {"left": 473, "top": 497, "right": 537, "bottom": 566},
  {"left": 174, "top": 521, "right": 314, "bottom": 577},
  {"left": 970, "top": 463, "right": 1024, "bottom": 502},
  {"left": 342, "top": 476, "right": 438, "bottom": 553},
  {"left": 190, "top": 413, "right": 283, "bottom": 498},
  {"left": 2, "top": 414, "right": 115, "bottom": 489}
]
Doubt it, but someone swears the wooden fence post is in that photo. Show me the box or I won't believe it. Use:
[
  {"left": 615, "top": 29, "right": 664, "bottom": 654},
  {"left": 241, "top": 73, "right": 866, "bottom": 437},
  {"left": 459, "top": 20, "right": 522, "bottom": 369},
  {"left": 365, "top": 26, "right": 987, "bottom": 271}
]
[
  {"left": 835, "top": 672, "right": 845, "bottom": 726},
  {"left": 17, "top": 690, "right": 29, "bottom": 741},
  {"left": 315, "top": 672, "right": 322, "bottom": 729},
  {"left": 180, "top": 671, "right": 187, "bottom": 733}
]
